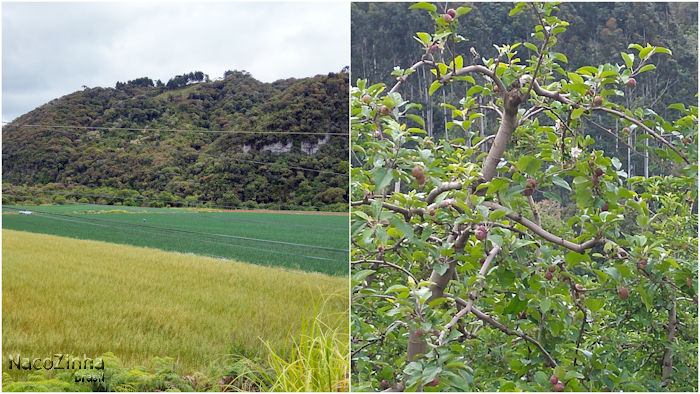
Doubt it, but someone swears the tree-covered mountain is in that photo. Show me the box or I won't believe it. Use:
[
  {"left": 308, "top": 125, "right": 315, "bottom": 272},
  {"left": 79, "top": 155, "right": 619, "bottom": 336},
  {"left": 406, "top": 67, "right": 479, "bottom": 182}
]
[
  {"left": 2, "top": 70, "right": 349, "bottom": 211},
  {"left": 351, "top": 2, "right": 697, "bottom": 177}
]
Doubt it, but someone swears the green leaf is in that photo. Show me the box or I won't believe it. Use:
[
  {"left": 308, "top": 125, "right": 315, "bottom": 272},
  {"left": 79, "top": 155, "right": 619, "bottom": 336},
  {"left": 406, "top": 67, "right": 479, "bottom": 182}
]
[
  {"left": 504, "top": 296, "right": 528, "bottom": 315},
  {"left": 352, "top": 269, "right": 375, "bottom": 284},
  {"left": 524, "top": 42, "right": 538, "bottom": 53},
  {"left": 552, "top": 176, "right": 571, "bottom": 191},
  {"left": 455, "top": 6, "right": 471, "bottom": 16},
  {"left": 415, "top": 32, "right": 431, "bottom": 46},
  {"left": 534, "top": 371, "right": 549, "bottom": 386},
  {"left": 373, "top": 167, "right": 393, "bottom": 191},
  {"left": 540, "top": 298, "right": 552, "bottom": 314},
  {"left": 516, "top": 155, "right": 542, "bottom": 175},
  {"left": 565, "top": 251, "right": 589, "bottom": 267},
  {"left": 429, "top": 80, "right": 442, "bottom": 96},
  {"left": 638, "top": 64, "right": 656, "bottom": 73},
  {"left": 567, "top": 72, "right": 584, "bottom": 85},
  {"left": 386, "top": 284, "right": 409, "bottom": 293},
  {"left": 584, "top": 297, "right": 605, "bottom": 312},
  {"left": 620, "top": 52, "right": 634, "bottom": 69},
  {"left": 551, "top": 52, "right": 568, "bottom": 63},
  {"left": 409, "top": 2, "right": 436, "bottom": 12}
]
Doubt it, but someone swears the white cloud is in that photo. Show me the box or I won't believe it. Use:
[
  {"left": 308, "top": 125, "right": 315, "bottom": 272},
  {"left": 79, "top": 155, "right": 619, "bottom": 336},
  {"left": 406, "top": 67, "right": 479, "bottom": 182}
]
[{"left": 2, "top": 1, "right": 350, "bottom": 122}]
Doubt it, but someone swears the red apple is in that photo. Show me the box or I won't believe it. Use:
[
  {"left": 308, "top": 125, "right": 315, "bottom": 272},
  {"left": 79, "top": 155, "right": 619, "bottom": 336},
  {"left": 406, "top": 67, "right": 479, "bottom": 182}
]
[
  {"left": 380, "top": 380, "right": 390, "bottom": 390},
  {"left": 475, "top": 226, "right": 487, "bottom": 241},
  {"left": 446, "top": 8, "right": 456, "bottom": 18},
  {"left": 553, "top": 382, "right": 565, "bottom": 392},
  {"left": 595, "top": 168, "right": 604, "bottom": 176},
  {"left": 550, "top": 375, "right": 559, "bottom": 385},
  {"left": 618, "top": 286, "right": 629, "bottom": 300},
  {"left": 527, "top": 178, "right": 537, "bottom": 189},
  {"left": 380, "top": 105, "right": 391, "bottom": 115},
  {"left": 442, "top": 13, "right": 453, "bottom": 23},
  {"left": 626, "top": 77, "right": 636, "bottom": 88},
  {"left": 523, "top": 188, "right": 534, "bottom": 197},
  {"left": 602, "top": 202, "right": 609, "bottom": 211},
  {"left": 361, "top": 94, "right": 371, "bottom": 104},
  {"left": 544, "top": 271, "right": 553, "bottom": 281},
  {"left": 593, "top": 96, "right": 603, "bottom": 106},
  {"left": 428, "top": 377, "right": 439, "bottom": 386}
]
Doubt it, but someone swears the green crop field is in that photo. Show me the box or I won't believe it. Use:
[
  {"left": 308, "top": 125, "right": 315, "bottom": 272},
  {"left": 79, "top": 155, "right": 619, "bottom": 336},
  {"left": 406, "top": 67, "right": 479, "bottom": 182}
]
[
  {"left": 2, "top": 204, "right": 348, "bottom": 276},
  {"left": 2, "top": 230, "right": 348, "bottom": 381}
]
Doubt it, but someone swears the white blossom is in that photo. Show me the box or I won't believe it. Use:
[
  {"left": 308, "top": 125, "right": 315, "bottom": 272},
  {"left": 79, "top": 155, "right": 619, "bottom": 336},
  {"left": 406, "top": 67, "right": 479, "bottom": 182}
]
[{"left": 570, "top": 147, "right": 582, "bottom": 159}]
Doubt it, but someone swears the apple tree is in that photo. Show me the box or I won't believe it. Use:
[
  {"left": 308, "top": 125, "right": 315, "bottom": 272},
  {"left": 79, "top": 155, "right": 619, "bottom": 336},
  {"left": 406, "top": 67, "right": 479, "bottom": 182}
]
[{"left": 351, "top": 2, "right": 697, "bottom": 391}]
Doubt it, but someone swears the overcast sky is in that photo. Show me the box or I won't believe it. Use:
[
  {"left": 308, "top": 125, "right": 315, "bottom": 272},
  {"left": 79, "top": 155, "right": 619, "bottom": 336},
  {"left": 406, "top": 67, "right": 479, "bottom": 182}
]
[{"left": 1, "top": 1, "right": 350, "bottom": 122}]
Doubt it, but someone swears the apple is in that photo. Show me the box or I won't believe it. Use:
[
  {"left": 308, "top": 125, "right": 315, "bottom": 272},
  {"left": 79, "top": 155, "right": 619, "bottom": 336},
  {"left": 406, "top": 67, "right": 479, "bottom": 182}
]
[
  {"left": 442, "top": 13, "right": 453, "bottom": 23},
  {"left": 602, "top": 202, "right": 609, "bottom": 211},
  {"left": 544, "top": 271, "right": 553, "bottom": 281},
  {"left": 593, "top": 96, "right": 604, "bottom": 106},
  {"left": 595, "top": 168, "right": 604, "bottom": 176},
  {"left": 361, "top": 94, "right": 371, "bottom": 104},
  {"left": 626, "top": 77, "right": 636, "bottom": 88},
  {"left": 380, "top": 105, "right": 391, "bottom": 115},
  {"left": 523, "top": 188, "right": 534, "bottom": 197},
  {"left": 549, "top": 265, "right": 557, "bottom": 272},
  {"left": 586, "top": 88, "right": 594, "bottom": 96},
  {"left": 527, "top": 178, "right": 537, "bottom": 188},
  {"left": 380, "top": 380, "right": 390, "bottom": 390},
  {"left": 412, "top": 165, "right": 425, "bottom": 184},
  {"left": 475, "top": 226, "right": 487, "bottom": 241},
  {"left": 428, "top": 377, "right": 439, "bottom": 387},
  {"left": 553, "top": 382, "right": 565, "bottom": 392},
  {"left": 493, "top": 84, "right": 500, "bottom": 93},
  {"left": 550, "top": 375, "right": 559, "bottom": 385},
  {"left": 429, "top": 209, "right": 436, "bottom": 216},
  {"left": 618, "top": 286, "right": 629, "bottom": 300},
  {"left": 621, "top": 127, "right": 630, "bottom": 135},
  {"left": 446, "top": 8, "right": 457, "bottom": 18},
  {"left": 575, "top": 283, "right": 585, "bottom": 291}
]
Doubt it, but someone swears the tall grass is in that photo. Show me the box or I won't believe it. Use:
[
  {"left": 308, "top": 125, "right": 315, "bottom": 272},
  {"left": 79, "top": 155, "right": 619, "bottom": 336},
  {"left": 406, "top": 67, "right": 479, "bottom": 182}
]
[
  {"left": 244, "top": 298, "right": 349, "bottom": 392},
  {"left": 2, "top": 230, "right": 348, "bottom": 379}
]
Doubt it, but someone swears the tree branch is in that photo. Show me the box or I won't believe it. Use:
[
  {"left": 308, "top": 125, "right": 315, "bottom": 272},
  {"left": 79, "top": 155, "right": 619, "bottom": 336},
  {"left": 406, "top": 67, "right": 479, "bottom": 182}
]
[
  {"left": 482, "top": 201, "right": 605, "bottom": 253},
  {"left": 439, "top": 245, "right": 501, "bottom": 345},
  {"left": 594, "top": 106, "right": 691, "bottom": 164},
  {"left": 352, "top": 259, "right": 418, "bottom": 284},
  {"left": 454, "top": 299, "right": 558, "bottom": 367}
]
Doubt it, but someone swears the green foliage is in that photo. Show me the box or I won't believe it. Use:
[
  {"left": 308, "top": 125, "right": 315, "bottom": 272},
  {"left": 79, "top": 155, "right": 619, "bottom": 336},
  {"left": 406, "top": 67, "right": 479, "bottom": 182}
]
[
  {"left": 2, "top": 203, "right": 348, "bottom": 275},
  {"left": 351, "top": 3, "right": 697, "bottom": 392},
  {"left": 2, "top": 71, "right": 349, "bottom": 212}
]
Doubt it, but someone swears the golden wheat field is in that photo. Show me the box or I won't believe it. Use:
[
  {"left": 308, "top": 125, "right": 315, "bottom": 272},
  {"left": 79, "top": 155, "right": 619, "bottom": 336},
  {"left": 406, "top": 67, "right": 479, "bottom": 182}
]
[{"left": 2, "top": 229, "right": 348, "bottom": 378}]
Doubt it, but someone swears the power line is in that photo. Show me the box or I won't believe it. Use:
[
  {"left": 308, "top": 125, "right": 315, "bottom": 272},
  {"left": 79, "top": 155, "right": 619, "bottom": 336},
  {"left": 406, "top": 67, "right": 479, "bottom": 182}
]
[
  {"left": 2, "top": 123, "right": 349, "bottom": 136},
  {"left": 5, "top": 125, "right": 348, "bottom": 176},
  {"left": 2, "top": 199, "right": 348, "bottom": 253},
  {"left": 3, "top": 186, "right": 348, "bottom": 232}
]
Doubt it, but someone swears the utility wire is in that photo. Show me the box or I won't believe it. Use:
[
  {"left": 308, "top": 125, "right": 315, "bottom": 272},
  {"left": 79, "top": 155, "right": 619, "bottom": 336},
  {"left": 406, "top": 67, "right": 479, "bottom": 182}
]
[
  {"left": 3, "top": 186, "right": 348, "bottom": 232},
  {"left": 5, "top": 125, "right": 347, "bottom": 176},
  {"left": 2, "top": 122, "right": 349, "bottom": 136},
  {"left": 2, "top": 199, "right": 348, "bottom": 253}
]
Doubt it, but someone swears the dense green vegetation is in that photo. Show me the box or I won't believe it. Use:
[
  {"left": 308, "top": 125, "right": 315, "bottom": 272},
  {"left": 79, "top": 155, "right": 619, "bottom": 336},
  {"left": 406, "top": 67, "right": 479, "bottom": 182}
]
[
  {"left": 2, "top": 204, "right": 347, "bottom": 275},
  {"left": 351, "top": 2, "right": 697, "bottom": 177},
  {"left": 3, "top": 70, "right": 349, "bottom": 211},
  {"left": 351, "top": 2, "right": 696, "bottom": 392},
  {"left": 2, "top": 230, "right": 348, "bottom": 391}
]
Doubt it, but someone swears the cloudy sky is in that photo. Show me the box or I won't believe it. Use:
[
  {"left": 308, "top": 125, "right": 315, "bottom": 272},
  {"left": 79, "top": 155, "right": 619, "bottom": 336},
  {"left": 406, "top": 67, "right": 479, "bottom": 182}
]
[{"left": 2, "top": 1, "right": 350, "bottom": 122}]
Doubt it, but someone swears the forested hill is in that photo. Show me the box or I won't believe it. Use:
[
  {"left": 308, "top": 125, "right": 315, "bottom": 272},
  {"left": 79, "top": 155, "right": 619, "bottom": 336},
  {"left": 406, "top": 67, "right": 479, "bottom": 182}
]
[{"left": 2, "top": 70, "right": 349, "bottom": 211}]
